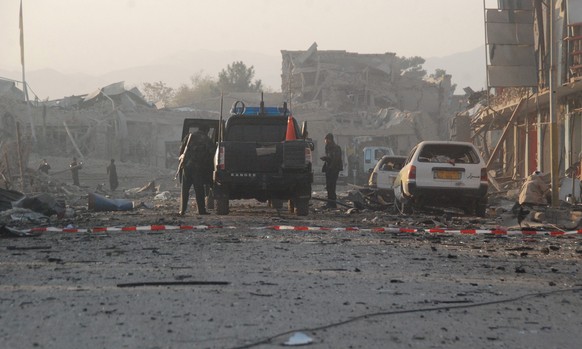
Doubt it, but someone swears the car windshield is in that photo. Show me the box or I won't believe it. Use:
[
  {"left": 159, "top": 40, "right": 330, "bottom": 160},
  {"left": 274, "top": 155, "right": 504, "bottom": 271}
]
[
  {"left": 417, "top": 144, "right": 480, "bottom": 164},
  {"left": 378, "top": 157, "right": 405, "bottom": 171},
  {"left": 226, "top": 124, "right": 286, "bottom": 142}
]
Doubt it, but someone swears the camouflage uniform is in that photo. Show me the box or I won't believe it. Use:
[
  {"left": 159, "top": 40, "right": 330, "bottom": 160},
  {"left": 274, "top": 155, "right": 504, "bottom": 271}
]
[{"left": 179, "top": 129, "right": 214, "bottom": 215}]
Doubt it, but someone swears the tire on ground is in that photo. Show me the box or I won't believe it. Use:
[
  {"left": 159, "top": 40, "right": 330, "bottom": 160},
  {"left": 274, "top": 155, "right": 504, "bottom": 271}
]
[
  {"left": 394, "top": 190, "right": 413, "bottom": 214},
  {"left": 295, "top": 198, "right": 309, "bottom": 216},
  {"left": 216, "top": 196, "right": 229, "bottom": 215},
  {"left": 475, "top": 198, "right": 487, "bottom": 217},
  {"left": 270, "top": 199, "right": 283, "bottom": 209},
  {"left": 288, "top": 199, "right": 295, "bottom": 213}
]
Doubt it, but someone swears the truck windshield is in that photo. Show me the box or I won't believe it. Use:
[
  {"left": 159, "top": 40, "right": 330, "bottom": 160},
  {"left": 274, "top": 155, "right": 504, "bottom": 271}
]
[{"left": 226, "top": 124, "right": 287, "bottom": 142}]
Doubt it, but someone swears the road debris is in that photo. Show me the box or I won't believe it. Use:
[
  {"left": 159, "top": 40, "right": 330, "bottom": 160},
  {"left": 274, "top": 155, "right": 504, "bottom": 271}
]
[
  {"left": 117, "top": 281, "right": 230, "bottom": 288},
  {"left": 283, "top": 332, "right": 313, "bottom": 346}
]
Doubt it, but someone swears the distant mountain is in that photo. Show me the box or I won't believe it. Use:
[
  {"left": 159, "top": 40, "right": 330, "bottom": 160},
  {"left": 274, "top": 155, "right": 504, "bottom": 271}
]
[
  {"left": 0, "top": 68, "right": 109, "bottom": 100},
  {"left": 1, "top": 50, "right": 282, "bottom": 100},
  {"left": 1, "top": 47, "right": 486, "bottom": 101},
  {"left": 423, "top": 45, "right": 487, "bottom": 93}
]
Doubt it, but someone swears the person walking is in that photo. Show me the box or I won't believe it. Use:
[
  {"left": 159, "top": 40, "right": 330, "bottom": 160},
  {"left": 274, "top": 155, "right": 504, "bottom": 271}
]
[
  {"left": 70, "top": 157, "right": 81, "bottom": 186},
  {"left": 38, "top": 159, "right": 51, "bottom": 174},
  {"left": 107, "top": 158, "right": 119, "bottom": 191},
  {"left": 320, "top": 133, "right": 343, "bottom": 209},
  {"left": 178, "top": 125, "right": 214, "bottom": 215}
]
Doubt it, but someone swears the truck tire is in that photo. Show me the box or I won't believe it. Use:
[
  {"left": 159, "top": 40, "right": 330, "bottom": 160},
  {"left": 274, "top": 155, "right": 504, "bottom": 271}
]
[
  {"left": 269, "top": 199, "right": 283, "bottom": 209},
  {"left": 216, "top": 197, "right": 229, "bottom": 215},
  {"left": 295, "top": 198, "right": 309, "bottom": 216}
]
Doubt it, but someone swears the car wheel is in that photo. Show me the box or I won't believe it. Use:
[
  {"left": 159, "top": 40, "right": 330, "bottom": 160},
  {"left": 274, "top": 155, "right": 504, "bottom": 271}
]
[
  {"left": 394, "top": 193, "right": 412, "bottom": 215},
  {"left": 216, "top": 191, "right": 229, "bottom": 215},
  {"left": 270, "top": 199, "right": 284, "bottom": 209},
  {"left": 475, "top": 198, "right": 487, "bottom": 217},
  {"left": 295, "top": 198, "right": 309, "bottom": 216},
  {"left": 288, "top": 199, "right": 295, "bottom": 213}
]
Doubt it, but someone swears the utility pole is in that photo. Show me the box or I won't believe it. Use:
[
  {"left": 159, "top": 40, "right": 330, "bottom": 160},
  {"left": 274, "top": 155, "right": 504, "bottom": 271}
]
[{"left": 549, "top": 0, "right": 560, "bottom": 207}]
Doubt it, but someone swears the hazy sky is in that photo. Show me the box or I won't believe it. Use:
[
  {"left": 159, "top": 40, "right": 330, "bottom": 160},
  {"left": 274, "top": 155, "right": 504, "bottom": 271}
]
[{"left": 1, "top": 0, "right": 493, "bottom": 75}]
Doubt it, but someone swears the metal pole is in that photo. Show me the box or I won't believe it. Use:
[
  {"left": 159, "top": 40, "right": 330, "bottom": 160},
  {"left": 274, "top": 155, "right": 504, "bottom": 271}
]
[
  {"left": 483, "top": 0, "right": 491, "bottom": 106},
  {"left": 219, "top": 91, "right": 224, "bottom": 142},
  {"left": 16, "top": 122, "right": 25, "bottom": 192},
  {"left": 549, "top": 0, "right": 560, "bottom": 207}
]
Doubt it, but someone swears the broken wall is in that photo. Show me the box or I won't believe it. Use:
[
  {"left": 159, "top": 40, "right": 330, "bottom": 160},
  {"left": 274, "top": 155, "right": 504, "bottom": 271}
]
[{"left": 281, "top": 44, "right": 459, "bottom": 159}]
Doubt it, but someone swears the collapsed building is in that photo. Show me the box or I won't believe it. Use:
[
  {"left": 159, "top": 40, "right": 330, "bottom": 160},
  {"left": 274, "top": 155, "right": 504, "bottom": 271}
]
[
  {"left": 281, "top": 43, "right": 464, "bottom": 181},
  {"left": 0, "top": 81, "right": 216, "bottom": 190},
  {"left": 2, "top": 41, "right": 467, "bottom": 189}
]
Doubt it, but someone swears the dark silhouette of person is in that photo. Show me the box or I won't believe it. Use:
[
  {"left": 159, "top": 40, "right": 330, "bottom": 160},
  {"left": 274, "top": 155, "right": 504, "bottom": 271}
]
[
  {"left": 320, "top": 133, "right": 343, "bottom": 208},
  {"left": 178, "top": 125, "right": 214, "bottom": 215},
  {"left": 38, "top": 159, "right": 51, "bottom": 174},
  {"left": 107, "top": 158, "right": 119, "bottom": 191},
  {"left": 70, "top": 157, "right": 81, "bottom": 186}
]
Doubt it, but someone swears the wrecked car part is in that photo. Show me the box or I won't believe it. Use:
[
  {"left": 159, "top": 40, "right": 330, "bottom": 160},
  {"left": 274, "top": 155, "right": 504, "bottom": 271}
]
[
  {"left": 88, "top": 192, "right": 133, "bottom": 212},
  {"left": 0, "top": 188, "right": 25, "bottom": 212},
  {"left": 12, "top": 193, "right": 65, "bottom": 217}
]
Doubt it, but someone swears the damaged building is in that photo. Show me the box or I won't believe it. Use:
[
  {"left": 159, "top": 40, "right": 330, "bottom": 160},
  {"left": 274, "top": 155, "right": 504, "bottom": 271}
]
[
  {"left": 281, "top": 43, "right": 463, "bottom": 181},
  {"left": 467, "top": 0, "right": 582, "bottom": 202},
  {"left": 2, "top": 42, "right": 469, "bottom": 189},
  {"left": 0, "top": 81, "right": 216, "bottom": 190}
]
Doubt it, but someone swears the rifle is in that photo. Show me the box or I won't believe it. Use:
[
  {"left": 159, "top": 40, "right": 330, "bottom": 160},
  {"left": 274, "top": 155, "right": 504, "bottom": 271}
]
[{"left": 174, "top": 133, "right": 193, "bottom": 181}]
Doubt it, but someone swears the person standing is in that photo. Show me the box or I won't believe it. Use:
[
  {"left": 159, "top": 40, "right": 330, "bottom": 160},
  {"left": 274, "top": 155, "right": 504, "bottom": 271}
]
[
  {"left": 107, "top": 158, "right": 119, "bottom": 191},
  {"left": 70, "top": 157, "right": 81, "bottom": 186},
  {"left": 320, "top": 133, "right": 343, "bottom": 209},
  {"left": 38, "top": 159, "right": 51, "bottom": 174},
  {"left": 178, "top": 125, "right": 214, "bottom": 215}
]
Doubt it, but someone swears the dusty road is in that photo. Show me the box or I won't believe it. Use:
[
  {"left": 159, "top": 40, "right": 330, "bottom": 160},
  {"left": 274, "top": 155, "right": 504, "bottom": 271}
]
[{"left": 1, "top": 196, "right": 582, "bottom": 349}]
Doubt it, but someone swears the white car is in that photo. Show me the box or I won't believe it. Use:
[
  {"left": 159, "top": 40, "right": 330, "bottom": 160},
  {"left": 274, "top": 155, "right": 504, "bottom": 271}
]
[
  {"left": 368, "top": 155, "right": 407, "bottom": 189},
  {"left": 393, "top": 141, "right": 489, "bottom": 216}
]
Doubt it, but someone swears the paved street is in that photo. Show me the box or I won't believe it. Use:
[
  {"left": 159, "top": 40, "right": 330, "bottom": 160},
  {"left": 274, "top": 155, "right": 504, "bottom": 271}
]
[{"left": 2, "top": 203, "right": 581, "bottom": 349}]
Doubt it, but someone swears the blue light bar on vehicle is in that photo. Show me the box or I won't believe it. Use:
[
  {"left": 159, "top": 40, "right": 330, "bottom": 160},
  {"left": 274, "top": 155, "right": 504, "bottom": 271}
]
[{"left": 230, "top": 106, "right": 290, "bottom": 116}]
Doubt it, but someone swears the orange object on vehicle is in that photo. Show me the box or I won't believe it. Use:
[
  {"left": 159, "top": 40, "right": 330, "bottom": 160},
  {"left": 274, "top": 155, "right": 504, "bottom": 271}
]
[{"left": 285, "top": 116, "right": 297, "bottom": 141}]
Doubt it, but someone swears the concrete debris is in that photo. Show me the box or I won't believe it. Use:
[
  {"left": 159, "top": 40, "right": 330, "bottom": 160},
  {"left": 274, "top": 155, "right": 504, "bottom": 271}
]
[
  {"left": 345, "top": 187, "right": 392, "bottom": 211},
  {"left": 154, "top": 191, "right": 172, "bottom": 201},
  {"left": 124, "top": 181, "right": 159, "bottom": 198},
  {"left": 0, "top": 224, "right": 40, "bottom": 238},
  {"left": 0, "top": 188, "right": 25, "bottom": 211},
  {"left": 12, "top": 193, "right": 66, "bottom": 218},
  {"left": 0, "top": 208, "right": 49, "bottom": 225}
]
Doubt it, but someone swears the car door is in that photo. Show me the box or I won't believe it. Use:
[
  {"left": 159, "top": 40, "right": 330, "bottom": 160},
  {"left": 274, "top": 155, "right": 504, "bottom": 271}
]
[
  {"left": 376, "top": 156, "right": 406, "bottom": 189},
  {"left": 181, "top": 118, "right": 221, "bottom": 143}
]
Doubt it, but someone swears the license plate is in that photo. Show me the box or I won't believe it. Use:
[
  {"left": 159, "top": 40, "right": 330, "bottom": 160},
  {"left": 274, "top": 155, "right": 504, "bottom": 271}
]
[{"left": 434, "top": 170, "right": 461, "bottom": 180}]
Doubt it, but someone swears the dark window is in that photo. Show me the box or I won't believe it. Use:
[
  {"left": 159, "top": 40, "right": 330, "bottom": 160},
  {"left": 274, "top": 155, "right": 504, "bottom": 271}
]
[
  {"left": 226, "top": 124, "right": 286, "bottom": 142},
  {"left": 417, "top": 144, "right": 480, "bottom": 164}
]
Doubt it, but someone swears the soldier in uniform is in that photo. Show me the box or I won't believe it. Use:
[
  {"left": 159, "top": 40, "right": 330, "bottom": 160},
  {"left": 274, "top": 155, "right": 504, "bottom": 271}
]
[
  {"left": 178, "top": 125, "right": 214, "bottom": 215},
  {"left": 38, "top": 159, "right": 51, "bottom": 174},
  {"left": 107, "top": 158, "right": 119, "bottom": 191},
  {"left": 70, "top": 157, "right": 81, "bottom": 186},
  {"left": 320, "top": 133, "right": 343, "bottom": 209}
]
